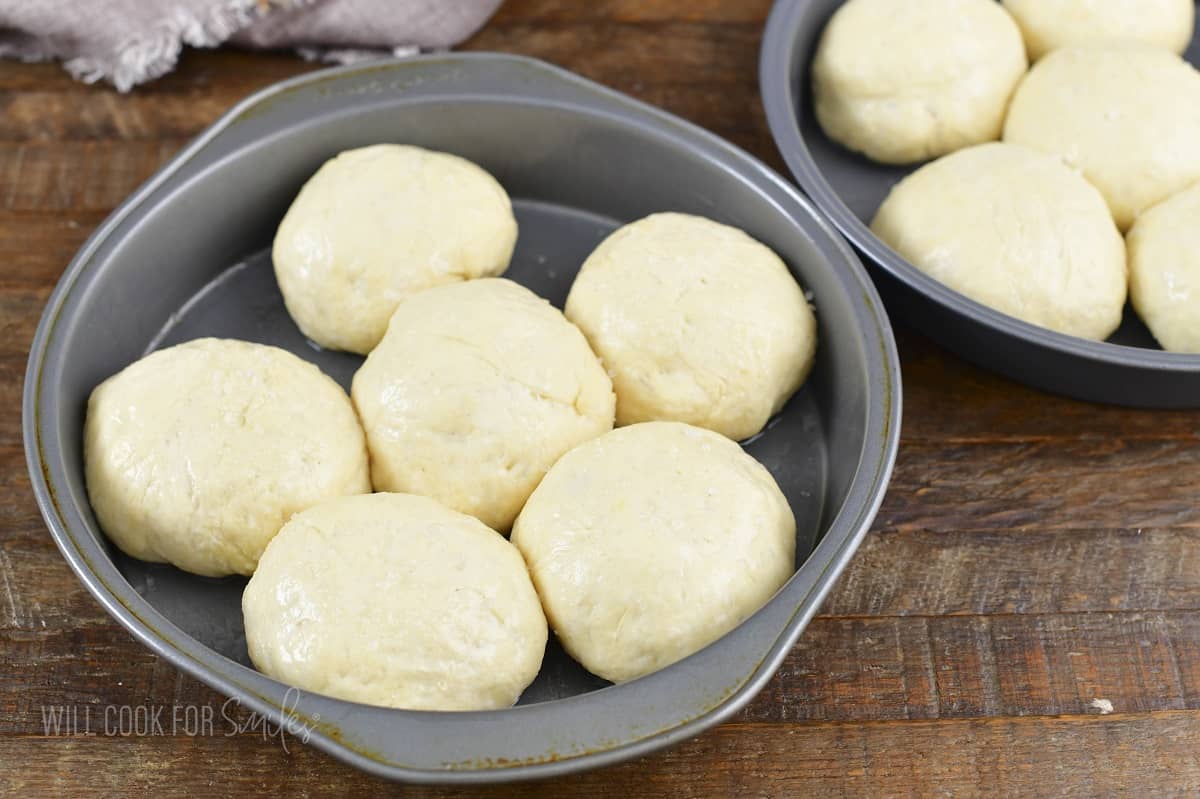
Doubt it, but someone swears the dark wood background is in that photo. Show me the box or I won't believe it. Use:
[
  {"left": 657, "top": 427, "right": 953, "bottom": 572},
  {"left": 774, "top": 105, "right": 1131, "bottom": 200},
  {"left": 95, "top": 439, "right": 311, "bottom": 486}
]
[{"left": 3, "top": 1, "right": 1199, "bottom": 795}]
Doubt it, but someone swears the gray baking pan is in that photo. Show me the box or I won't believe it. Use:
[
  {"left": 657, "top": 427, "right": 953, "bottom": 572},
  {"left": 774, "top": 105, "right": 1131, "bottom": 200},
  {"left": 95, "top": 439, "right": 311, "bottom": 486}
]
[
  {"left": 761, "top": 0, "right": 1200, "bottom": 407},
  {"left": 24, "top": 53, "right": 900, "bottom": 783}
]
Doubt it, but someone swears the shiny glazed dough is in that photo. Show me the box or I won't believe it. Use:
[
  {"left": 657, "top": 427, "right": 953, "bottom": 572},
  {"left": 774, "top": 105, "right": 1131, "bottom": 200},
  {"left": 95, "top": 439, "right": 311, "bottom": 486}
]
[
  {"left": 243, "top": 493, "right": 548, "bottom": 711},
  {"left": 273, "top": 144, "right": 518, "bottom": 354},
  {"left": 1127, "top": 182, "right": 1200, "bottom": 353},
  {"left": 871, "top": 143, "right": 1127, "bottom": 341},
  {"left": 1002, "top": 0, "right": 1194, "bottom": 60},
  {"left": 811, "top": 0, "right": 1027, "bottom": 164},
  {"left": 1004, "top": 46, "right": 1200, "bottom": 231},
  {"left": 511, "top": 422, "right": 795, "bottom": 684},
  {"left": 564, "top": 213, "right": 816, "bottom": 442},
  {"left": 84, "top": 338, "right": 370, "bottom": 577},
  {"left": 351, "top": 278, "right": 615, "bottom": 532}
]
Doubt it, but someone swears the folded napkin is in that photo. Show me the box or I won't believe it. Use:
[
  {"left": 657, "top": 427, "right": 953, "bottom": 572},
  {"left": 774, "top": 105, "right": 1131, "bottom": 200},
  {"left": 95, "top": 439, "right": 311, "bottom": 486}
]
[{"left": 0, "top": 0, "right": 502, "bottom": 91}]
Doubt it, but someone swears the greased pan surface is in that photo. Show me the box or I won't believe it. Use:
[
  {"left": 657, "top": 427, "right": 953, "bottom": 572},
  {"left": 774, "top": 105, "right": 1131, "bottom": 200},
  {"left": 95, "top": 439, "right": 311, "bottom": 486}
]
[
  {"left": 761, "top": 0, "right": 1200, "bottom": 406},
  {"left": 25, "top": 54, "right": 900, "bottom": 783}
]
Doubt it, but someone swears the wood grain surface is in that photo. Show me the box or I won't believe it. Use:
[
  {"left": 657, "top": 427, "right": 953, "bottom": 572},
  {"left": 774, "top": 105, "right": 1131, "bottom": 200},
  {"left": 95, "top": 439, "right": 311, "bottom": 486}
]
[{"left": 3, "top": 0, "right": 1199, "bottom": 795}]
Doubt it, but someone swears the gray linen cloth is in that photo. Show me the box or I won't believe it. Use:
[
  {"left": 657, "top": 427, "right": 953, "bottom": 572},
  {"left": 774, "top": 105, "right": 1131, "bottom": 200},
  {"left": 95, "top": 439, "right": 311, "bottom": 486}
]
[{"left": 0, "top": 0, "right": 502, "bottom": 91}]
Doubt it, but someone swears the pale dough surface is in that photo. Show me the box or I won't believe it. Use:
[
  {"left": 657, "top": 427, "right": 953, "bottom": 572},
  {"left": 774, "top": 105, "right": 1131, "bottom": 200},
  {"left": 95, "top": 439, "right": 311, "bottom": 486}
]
[
  {"left": 871, "top": 143, "right": 1127, "bottom": 341},
  {"left": 564, "top": 213, "right": 815, "bottom": 442},
  {"left": 85, "top": 338, "right": 370, "bottom": 577},
  {"left": 273, "top": 144, "right": 518, "bottom": 354},
  {"left": 1127, "top": 182, "right": 1200, "bottom": 353},
  {"left": 352, "top": 278, "right": 614, "bottom": 532},
  {"left": 1004, "top": 46, "right": 1200, "bottom": 231},
  {"left": 243, "top": 492, "right": 547, "bottom": 711},
  {"left": 811, "top": 0, "right": 1027, "bottom": 164},
  {"left": 1002, "top": 0, "right": 1194, "bottom": 60},
  {"left": 511, "top": 422, "right": 795, "bottom": 684}
]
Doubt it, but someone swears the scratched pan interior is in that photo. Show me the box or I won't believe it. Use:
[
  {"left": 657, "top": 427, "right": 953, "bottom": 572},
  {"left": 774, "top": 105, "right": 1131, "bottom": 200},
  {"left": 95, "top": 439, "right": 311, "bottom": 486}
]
[
  {"left": 760, "top": 0, "right": 1200, "bottom": 407},
  {"left": 24, "top": 54, "right": 899, "bottom": 783}
]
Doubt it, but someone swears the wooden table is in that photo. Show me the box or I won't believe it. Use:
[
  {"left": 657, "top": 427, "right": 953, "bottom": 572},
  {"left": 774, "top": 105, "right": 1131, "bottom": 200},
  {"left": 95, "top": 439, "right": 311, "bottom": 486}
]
[{"left": 3, "top": 1, "right": 1199, "bottom": 795}]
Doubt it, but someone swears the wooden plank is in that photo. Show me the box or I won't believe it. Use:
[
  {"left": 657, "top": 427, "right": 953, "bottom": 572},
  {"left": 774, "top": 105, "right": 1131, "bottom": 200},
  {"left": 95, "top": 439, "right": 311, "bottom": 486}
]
[
  {"left": 749, "top": 611, "right": 1200, "bottom": 722},
  {"left": 466, "top": 18, "right": 766, "bottom": 82},
  {"left": 0, "top": 90, "right": 265, "bottom": 142},
  {"left": 2, "top": 713, "right": 1198, "bottom": 798},
  {"left": 0, "top": 76, "right": 773, "bottom": 158},
  {"left": 0, "top": 211, "right": 107, "bottom": 284},
  {"left": 486, "top": 0, "right": 773, "bottom": 24},
  {"left": 827, "top": 527, "right": 1200, "bottom": 617},
  {"left": 0, "top": 142, "right": 182, "bottom": 212},
  {"left": 895, "top": 326, "right": 1200, "bottom": 443},
  {"left": 463, "top": 19, "right": 776, "bottom": 160},
  {"left": 880, "top": 439, "right": 1200, "bottom": 533},
  {"left": 0, "top": 292, "right": 53, "bottom": 370},
  {"left": 0, "top": 363, "right": 23, "bottom": 444}
]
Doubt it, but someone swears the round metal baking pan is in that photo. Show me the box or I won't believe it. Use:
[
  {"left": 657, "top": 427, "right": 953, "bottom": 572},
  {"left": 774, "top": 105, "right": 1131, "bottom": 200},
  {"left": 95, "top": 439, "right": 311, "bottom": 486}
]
[
  {"left": 24, "top": 53, "right": 900, "bottom": 783},
  {"left": 760, "top": 0, "right": 1200, "bottom": 406}
]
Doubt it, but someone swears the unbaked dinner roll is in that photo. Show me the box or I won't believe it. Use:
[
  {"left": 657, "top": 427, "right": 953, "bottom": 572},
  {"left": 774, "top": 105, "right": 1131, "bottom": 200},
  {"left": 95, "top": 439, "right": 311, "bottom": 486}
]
[
  {"left": 871, "top": 143, "right": 1127, "bottom": 340},
  {"left": 85, "top": 338, "right": 370, "bottom": 577},
  {"left": 1127, "top": 182, "right": 1200, "bottom": 353},
  {"left": 273, "top": 144, "right": 517, "bottom": 354},
  {"left": 511, "top": 422, "right": 795, "bottom": 684},
  {"left": 352, "top": 278, "right": 614, "bottom": 532},
  {"left": 243, "top": 493, "right": 547, "bottom": 711},
  {"left": 1004, "top": 46, "right": 1200, "bottom": 231},
  {"left": 564, "top": 212, "right": 815, "bottom": 442},
  {"left": 1002, "top": 0, "right": 1194, "bottom": 61},
  {"left": 811, "top": 0, "right": 1027, "bottom": 164}
]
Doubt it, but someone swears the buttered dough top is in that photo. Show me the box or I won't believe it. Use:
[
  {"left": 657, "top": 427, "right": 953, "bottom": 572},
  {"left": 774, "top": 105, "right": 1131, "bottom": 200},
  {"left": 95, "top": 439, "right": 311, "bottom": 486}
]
[
  {"left": 273, "top": 144, "right": 518, "bottom": 354},
  {"left": 352, "top": 278, "right": 615, "bottom": 532},
  {"left": 1002, "top": 0, "right": 1194, "bottom": 61},
  {"left": 1004, "top": 46, "right": 1200, "bottom": 232},
  {"left": 1127, "top": 182, "right": 1200, "bottom": 353},
  {"left": 565, "top": 213, "right": 816, "bottom": 442},
  {"left": 243, "top": 493, "right": 547, "bottom": 711},
  {"left": 511, "top": 422, "right": 796, "bottom": 684},
  {"left": 811, "top": 0, "right": 1027, "bottom": 164},
  {"left": 85, "top": 338, "right": 370, "bottom": 577},
  {"left": 871, "top": 143, "right": 1127, "bottom": 341}
]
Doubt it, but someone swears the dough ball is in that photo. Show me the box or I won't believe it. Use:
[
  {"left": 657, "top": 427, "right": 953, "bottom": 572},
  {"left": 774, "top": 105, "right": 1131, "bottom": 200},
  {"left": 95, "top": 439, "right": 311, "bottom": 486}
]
[
  {"left": 811, "top": 0, "right": 1027, "bottom": 164},
  {"left": 273, "top": 144, "right": 518, "bottom": 354},
  {"left": 511, "top": 422, "right": 795, "bottom": 684},
  {"left": 1002, "top": 0, "right": 1194, "bottom": 61},
  {"left": 1004, "top": 46, "right": 1200, "bottom": 231},
  {"left": 243, "top": 493, "right": 547, "bottom": 711},
  {"left": 1127, "top": 182, "right": 1200, "bottom": 353},
  {"left": 85, "top": 338, "right": 370, "bottom": 577},
  {"left": 871, "top": 143, "right": 1127, "bottom": 340},
  {"left": 564, "top": 213, "right": 816, "bottom": 442},
  {"left": 352, "top": 278, "right": 614, "bottom": 531}
]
